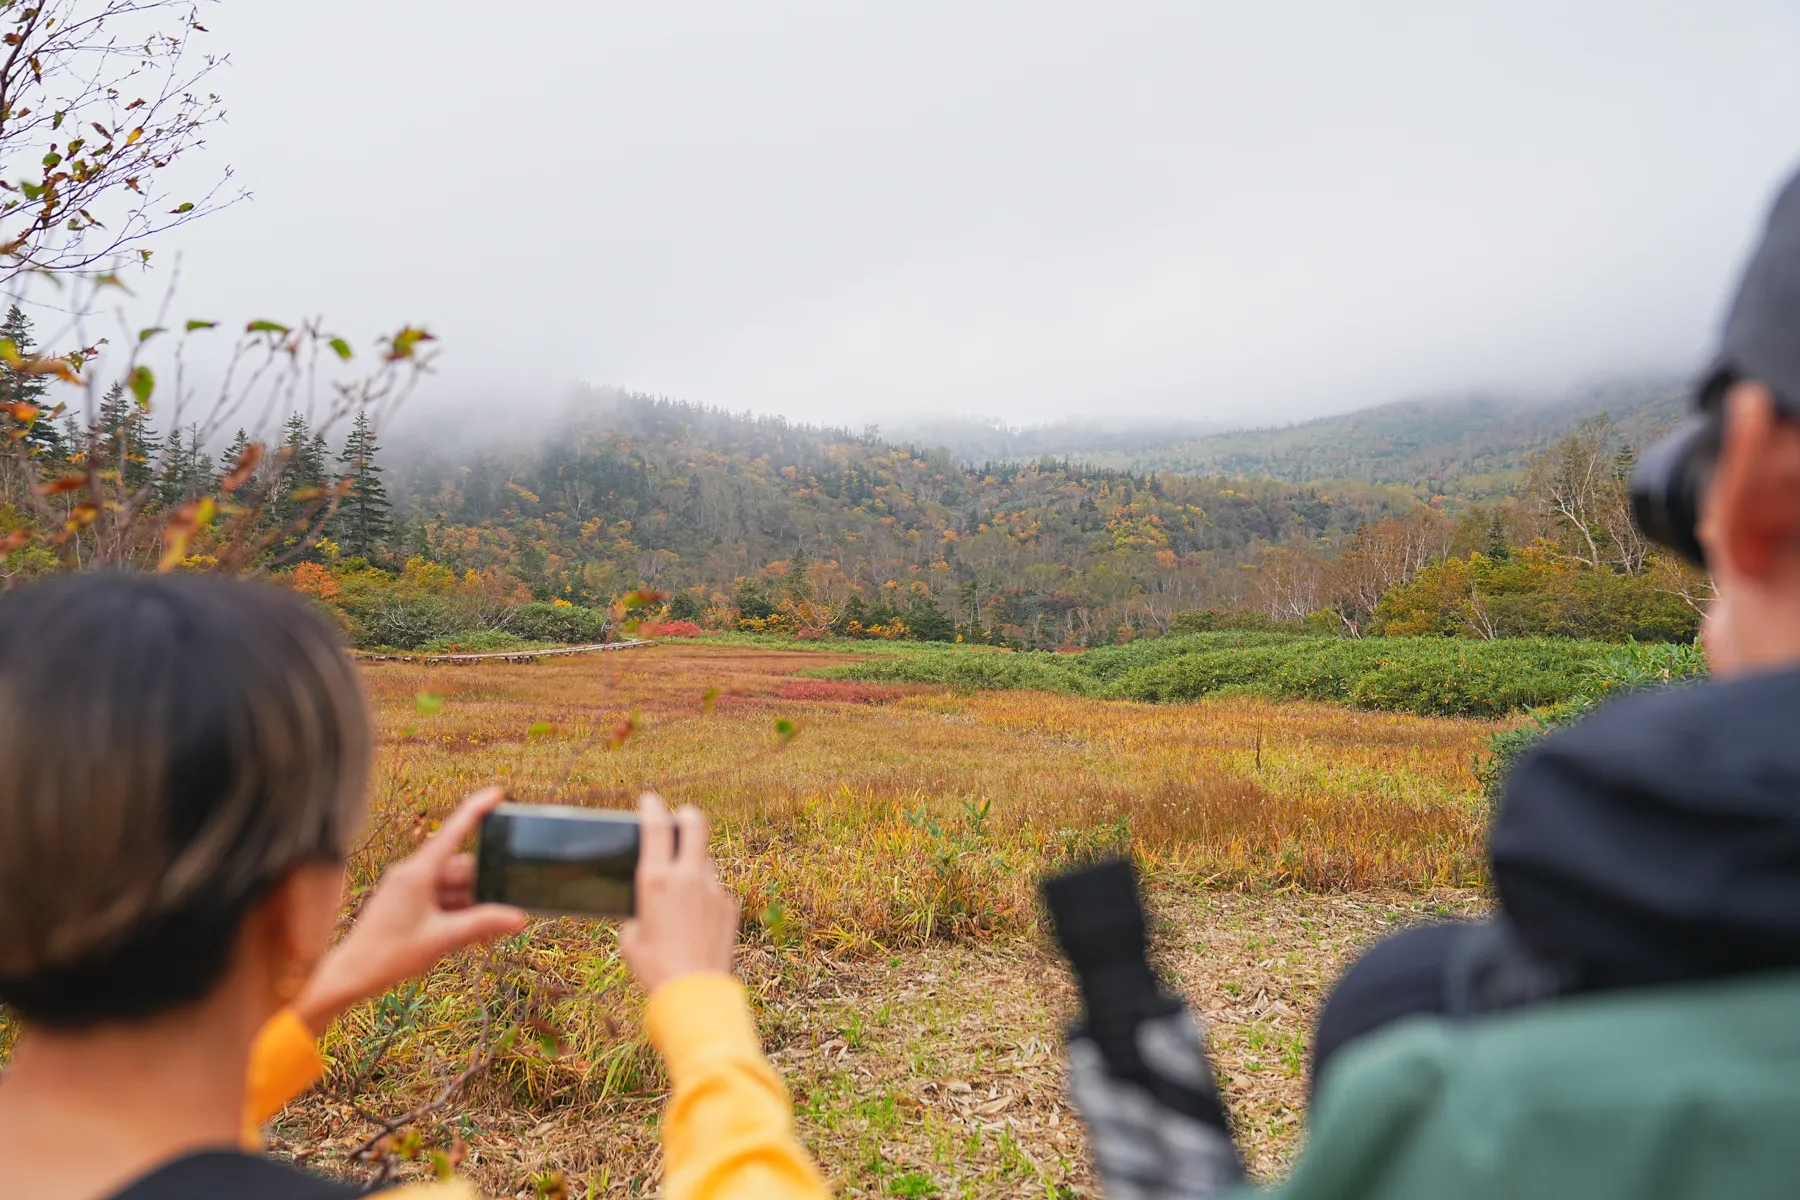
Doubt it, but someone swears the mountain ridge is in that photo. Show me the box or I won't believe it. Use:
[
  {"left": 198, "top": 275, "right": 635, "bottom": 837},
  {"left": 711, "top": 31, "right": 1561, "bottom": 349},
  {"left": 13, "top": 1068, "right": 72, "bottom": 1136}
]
[{"left": 884, "top": 379, "right": 1686, "bottom": 497}]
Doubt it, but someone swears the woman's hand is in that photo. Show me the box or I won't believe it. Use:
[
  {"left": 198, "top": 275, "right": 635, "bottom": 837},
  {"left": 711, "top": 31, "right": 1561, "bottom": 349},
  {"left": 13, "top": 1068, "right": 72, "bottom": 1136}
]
[
  {"left": 292, "top": 787, "right": 529, "bottom": 1034},
  {"left": 619, "top": 792, "right": 739, "bottom": 995}
]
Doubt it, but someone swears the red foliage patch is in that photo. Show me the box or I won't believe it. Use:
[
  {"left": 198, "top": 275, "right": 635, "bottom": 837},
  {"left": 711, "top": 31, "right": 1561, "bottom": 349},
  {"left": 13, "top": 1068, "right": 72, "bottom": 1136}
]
[{"left": 774, "top": 679, "right": 905, "bottom": 704}]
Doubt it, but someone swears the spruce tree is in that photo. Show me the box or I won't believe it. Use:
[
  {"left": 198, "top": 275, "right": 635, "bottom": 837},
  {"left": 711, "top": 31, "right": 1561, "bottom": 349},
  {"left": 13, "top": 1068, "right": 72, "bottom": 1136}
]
[
  {"left": 270, "top": 413, "right": 328, "bottom": 531},
  {"left": 155, "top": 424, "right": 214, "bottom": 508},
  {"left": 333, "top": 410, "right": 392, "bottom": 559},
  {"left": 733, "top": 578, "right": 775, "bottom": 620},
  {"left": 0, "top": 304, "right": 59, "bottom": 459},
  {"left": 787, "top": 545, "right": 813, "bottom": 601},
  {"left": 185, "top": 425, "right": 216, "bottom": 495},
  {"left": 904, "top": 589, "right": 955, "bottom": 642},
  {"left": 834, "top": 593, "right": 870, "bottom": 635},
  {"left": 1484, "top": 510, "right": 1511, "bottom": 561},
  {"left": 97, "top": 380, "right": 153, "bottom": 492},
  {"left": 667, "top": 588, "right": 705, "bottom": 623},
  {"left": 155, "top": 425, "right": 188, "bottom": 509},
  {"left": 218, "top": 428, "right": 260, "bottom": 506}
]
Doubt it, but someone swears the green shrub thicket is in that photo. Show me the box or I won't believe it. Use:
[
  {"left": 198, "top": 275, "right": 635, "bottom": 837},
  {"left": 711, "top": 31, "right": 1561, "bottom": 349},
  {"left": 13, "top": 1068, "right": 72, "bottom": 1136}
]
[
  {"left": 819, "top": 633, "right": 1621, "bottom": 718},
  {"left": 335, "top": 593, "right": 610, "bottom": 651},
  {"left": 1167, "top": 608, "right": 1303, "bottom": 635},
  {"left": 416, "top": 630, "right": 537, "bottom": 654},
  {"left": 1113, "top": 639, "right": 1602, "bottom": 717},
  {"left": 507, "top": 601, "right": 609, "bottom": 644},
  {"left": 819, "top": 632, "right": 1304, "bottom": 696},
  {"left": 1475, "top": 641, "right": 1707, "bottom": 808}
]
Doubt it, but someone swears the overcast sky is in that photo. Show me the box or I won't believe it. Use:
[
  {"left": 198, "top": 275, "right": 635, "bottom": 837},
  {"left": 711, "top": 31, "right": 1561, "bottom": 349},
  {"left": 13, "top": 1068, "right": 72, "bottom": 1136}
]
[{"left": 138, "top": 1, "right": 1800, "bottom": 430}]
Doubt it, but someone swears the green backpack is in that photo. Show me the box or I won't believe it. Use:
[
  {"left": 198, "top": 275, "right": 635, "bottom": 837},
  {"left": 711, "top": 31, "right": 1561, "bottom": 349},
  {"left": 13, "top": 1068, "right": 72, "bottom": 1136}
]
[{"left": 1256, "top": 969, "right": 1800, "bottom": 1200}]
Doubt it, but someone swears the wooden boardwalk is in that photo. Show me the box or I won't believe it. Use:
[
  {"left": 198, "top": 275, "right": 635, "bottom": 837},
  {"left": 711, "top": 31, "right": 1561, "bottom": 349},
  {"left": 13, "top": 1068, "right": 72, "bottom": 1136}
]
[{"left": 354, "top": 639, "right": 656, "bottom": 666}]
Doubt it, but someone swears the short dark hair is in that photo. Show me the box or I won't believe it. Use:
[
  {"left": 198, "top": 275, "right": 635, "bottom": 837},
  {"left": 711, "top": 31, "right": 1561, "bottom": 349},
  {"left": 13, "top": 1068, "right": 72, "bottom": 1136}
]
[{"left": 0, "top": 573, "right": 371, "bottom": 1026}]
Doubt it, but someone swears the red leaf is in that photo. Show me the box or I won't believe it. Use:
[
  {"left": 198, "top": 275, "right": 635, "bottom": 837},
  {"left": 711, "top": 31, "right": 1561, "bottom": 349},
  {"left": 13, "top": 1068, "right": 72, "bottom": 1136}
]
[
  {"left": 220, "top": 443, "right": 263, "bottom": 492},
  {"left": 35, "top": 475, "right": 86, "bottom": 495},
  {"left": 608, "top": 714, "right": 635, "bottom": 748}
]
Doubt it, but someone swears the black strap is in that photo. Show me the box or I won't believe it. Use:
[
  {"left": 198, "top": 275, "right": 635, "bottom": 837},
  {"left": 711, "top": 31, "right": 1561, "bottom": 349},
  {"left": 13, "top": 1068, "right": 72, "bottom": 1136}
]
[
  {"left": 1443, "top": 916, "right": 1568, "bottom": 1017},
  {"left": 107, "top": 1151, "right": 364, "bottom": 1200}
]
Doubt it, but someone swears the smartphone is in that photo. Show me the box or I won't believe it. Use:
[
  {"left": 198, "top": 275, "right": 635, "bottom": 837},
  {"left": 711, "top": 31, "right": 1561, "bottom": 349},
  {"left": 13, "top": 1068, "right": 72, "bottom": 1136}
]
[{"left": 475, "top": 803, "right": 663, "bottom": 918}]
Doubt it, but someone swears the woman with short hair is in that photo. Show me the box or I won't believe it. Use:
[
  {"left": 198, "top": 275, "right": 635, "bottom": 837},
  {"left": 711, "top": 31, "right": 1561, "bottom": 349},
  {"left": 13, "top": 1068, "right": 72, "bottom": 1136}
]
[{"left": 0, "top": 572, "right": 826, "bottom": 1200}]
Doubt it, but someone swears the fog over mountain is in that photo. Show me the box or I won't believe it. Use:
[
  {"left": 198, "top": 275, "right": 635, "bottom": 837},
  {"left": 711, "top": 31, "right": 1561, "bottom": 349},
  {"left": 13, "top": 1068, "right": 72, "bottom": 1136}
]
[{"left": 120, "top": 2, "right": 1800, "bottom": 429}]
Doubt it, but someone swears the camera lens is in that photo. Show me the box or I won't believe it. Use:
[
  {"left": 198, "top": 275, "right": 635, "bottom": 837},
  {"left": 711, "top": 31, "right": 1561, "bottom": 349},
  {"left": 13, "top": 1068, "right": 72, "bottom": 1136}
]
[{"left": 1629, "top": 415, "right": 1720, "bottom": 570}]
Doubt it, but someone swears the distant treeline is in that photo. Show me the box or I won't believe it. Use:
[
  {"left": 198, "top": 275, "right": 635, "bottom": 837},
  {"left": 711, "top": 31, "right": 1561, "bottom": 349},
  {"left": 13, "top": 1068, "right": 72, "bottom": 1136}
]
[
  {"left": 1074, "top": 383, "right": 1686, "bottom": 500},
  {"left": 361, "top": 386, "right": 1426, "bottom": 648},
  {"left": 5, "top": 344, "right": 1708, "bottom": 651},
  {"left": 292, "top": 387, "right": 1700, "bottom": 650}
]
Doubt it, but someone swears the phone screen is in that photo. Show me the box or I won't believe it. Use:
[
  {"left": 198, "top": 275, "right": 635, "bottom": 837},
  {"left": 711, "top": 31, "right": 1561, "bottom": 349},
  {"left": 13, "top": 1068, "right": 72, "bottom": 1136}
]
[{"left": 476, "top": 803, "right": 642, "bottom": 917}]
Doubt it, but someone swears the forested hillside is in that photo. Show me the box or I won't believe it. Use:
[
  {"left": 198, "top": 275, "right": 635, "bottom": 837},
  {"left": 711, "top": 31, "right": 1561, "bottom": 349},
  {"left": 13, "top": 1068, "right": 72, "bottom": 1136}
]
[
  {"left": 359, "top": 383, "right": 1702, "bottom": 650},
  {"left": 385, "top": 387, "right": 1419, "bottom": 643},
  {"left": 881, "top": 414, "right": 1222, "bottom": 463},
  {"left": 4, "top": 318, "right": 1707, "bottom": 653},
  {"left": 910, "top": 381, "right": 1685, "bottom": 499}
]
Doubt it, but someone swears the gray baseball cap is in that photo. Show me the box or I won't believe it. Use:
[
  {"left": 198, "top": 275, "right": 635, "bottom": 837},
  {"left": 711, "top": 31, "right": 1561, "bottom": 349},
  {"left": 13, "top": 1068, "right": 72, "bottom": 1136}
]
[{"left": 1702, "top": 167, "right": 1800, "bottom": 417}]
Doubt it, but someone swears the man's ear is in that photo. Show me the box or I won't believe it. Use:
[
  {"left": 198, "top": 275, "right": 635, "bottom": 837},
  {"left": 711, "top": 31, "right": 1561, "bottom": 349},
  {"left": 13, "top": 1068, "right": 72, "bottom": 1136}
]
[
  {"left": 254, "top": 862, "right": 347, "bottom": 997},
  {"left": 1704, "top": 382, "right": 1800, "bottom": 582}
]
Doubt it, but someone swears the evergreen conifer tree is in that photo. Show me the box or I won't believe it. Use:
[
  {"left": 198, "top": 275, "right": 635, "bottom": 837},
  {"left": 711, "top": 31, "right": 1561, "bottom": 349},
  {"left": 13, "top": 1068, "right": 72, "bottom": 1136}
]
[
  {"left": 332, "top": 410, "right": 392, "bottom": 559},
  {"left": 667, "top": 588, "right": 704, "bottom": 623},
  {"left": 97, "top": 380, "right": 153, "bottom": 491},
  {"left": 1485, "top": 510, "right": 1511, "bottom": 561},
  {"left": 834, "top": 593, "right": 870, "bottom": 635},
  {"left": 733, "top": 578, "right": 775, "bottom": 620},
  {"left": 905, "top": 589, "right": 955, "bottom": 642},
  {"left": 270, "top": 413, "right": 328, "bottom": 531},
  {"left": 155, "top": 424, "right": 214, "bottom": 508},
  {"left": 787, "top": 545, "right": 813, "bottom": 601},
  {"left": 0, "top": 304, "right": 60, "bottom": 459},
  {"left": 217, "top": 428, "right": 261, "bottom": 504}
]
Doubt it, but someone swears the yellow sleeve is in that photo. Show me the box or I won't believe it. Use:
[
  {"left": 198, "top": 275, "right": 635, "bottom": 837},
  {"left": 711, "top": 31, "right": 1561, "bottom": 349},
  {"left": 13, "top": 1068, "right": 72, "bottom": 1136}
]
[
  {"left": 242, "top": 1007, "right": 325, "bottom": 1148},
  {"left": 645, "top": 972, "right": 831, "bottom": 1200}
]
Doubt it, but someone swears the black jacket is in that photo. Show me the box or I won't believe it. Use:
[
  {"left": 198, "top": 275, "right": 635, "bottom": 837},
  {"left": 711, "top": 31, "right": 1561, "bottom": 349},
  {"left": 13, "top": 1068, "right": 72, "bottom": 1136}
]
[
  {"left": 1311, "top": 665, "right": 1800, "bottom": 1088},
  {"left": 108, "top": 1151, "right": 362, "bottom": 1199}
]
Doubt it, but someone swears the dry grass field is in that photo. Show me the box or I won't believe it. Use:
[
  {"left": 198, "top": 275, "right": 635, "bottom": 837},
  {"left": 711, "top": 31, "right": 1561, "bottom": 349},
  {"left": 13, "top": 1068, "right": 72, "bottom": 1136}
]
[{"left": 255, "top": 643, "right": 1491, "bottom": 1195}]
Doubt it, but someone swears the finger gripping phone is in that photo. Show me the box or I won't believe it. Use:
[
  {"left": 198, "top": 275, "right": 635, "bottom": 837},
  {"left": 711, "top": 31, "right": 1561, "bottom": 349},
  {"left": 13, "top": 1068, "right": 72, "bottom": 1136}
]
[{"left": 476, "top": 803, "right": 673, "bottom": 918}]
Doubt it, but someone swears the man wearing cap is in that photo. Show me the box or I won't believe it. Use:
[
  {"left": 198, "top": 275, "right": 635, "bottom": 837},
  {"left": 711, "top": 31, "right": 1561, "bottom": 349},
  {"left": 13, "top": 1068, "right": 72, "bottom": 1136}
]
[
  {"left": 1303, "top": 164, "right": 1800, "bottom": 1090},
  {"left": 1047, "top": 166, "right": 1800, "bottom": 1199}
]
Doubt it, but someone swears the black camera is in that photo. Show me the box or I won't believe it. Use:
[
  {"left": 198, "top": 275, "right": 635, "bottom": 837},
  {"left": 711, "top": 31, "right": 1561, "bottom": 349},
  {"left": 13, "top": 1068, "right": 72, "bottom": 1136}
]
[
  {"left": 1629, "top": 411, "right": 1721, "bottom": 570},
  {"left": 475, "top": 803, "right": 675, "bottom": 918},
  {"left": 1629, "top": 162, "right": 1800, "bottom": 570}
]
